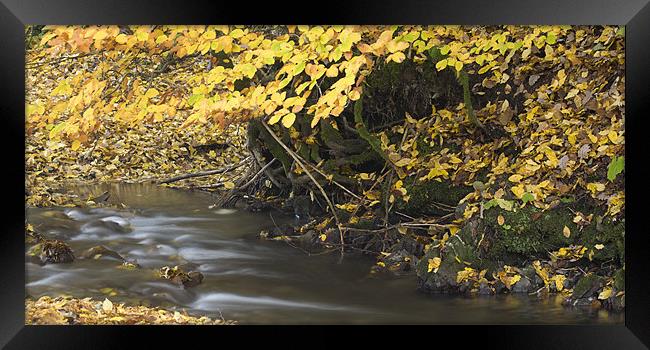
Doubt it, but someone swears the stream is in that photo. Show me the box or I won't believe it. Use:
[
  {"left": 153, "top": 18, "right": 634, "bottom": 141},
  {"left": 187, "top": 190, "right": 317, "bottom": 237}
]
[{"left": 26, "top": 183, "right": 623, "bottom": 324}]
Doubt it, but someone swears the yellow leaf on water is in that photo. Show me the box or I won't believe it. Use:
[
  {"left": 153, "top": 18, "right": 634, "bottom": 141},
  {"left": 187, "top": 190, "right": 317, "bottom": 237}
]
[{"left": 563, "top": 225, "right": 571, "bottom": 238}]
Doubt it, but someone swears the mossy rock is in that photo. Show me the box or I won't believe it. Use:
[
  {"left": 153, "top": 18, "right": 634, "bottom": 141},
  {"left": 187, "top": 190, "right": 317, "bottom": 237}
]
[
  {"left": 28, "top": 239, "right": 75, "bottom": 264},
  {"left": 571, "top": 273, "right": 603, "bottom": 299},
  {"left": 482, "top": 204, "right": 625, "bottom": 265},
  {"left": 396, "top": 178, "right": 473, "bottom": 217},
  {"left": 415, "top": 227, "right": 481, "bottom": 293},
  {"left": 416, "top": 247, "right": 464, "bottom": 293}
]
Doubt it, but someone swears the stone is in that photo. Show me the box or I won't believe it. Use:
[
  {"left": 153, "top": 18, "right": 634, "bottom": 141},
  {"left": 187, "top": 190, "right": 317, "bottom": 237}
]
[
  {"left": 478, "top": 281, "right": 493, "bottom": 295},
  {"left": 38, "top": 239, "right": 75, "bottom": 264},
  {"left": 81, "top": 245, "right": 126, "bottom": 261},
  {"left": 511, "top": 277, "right": 532, "bottom": 293},
  {"left": 571, "top": 273, "right": 602, "bottom": 300}
]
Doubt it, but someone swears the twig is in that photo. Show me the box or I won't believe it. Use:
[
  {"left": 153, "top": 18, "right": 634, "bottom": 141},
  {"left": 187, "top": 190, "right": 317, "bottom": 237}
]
[
  {"left": 395, "top": 211, "right": 416, "bottom": 220},
  {"left": 26, "top": 52, "right": 97, "bottom": 69},
  {"left": 158, "top": 157, "right": 250, "bottom": 184},
  {"left": 295, "top": 156, "right": 363, "bottom": 201},
  {"left": 239, "top": 158, "right": 276, "bottom": 190}
]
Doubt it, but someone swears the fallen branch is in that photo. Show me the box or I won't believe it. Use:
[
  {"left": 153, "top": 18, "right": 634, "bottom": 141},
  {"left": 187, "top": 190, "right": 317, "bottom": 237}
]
[{"left": 158, "top": 157, "right": 250, "bottom": 184}]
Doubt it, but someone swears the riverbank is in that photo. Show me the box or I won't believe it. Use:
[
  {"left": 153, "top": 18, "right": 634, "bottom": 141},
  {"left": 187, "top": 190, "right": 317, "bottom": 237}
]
[{"left": 26, "top": 295, "right": 234, "bottom": 325}]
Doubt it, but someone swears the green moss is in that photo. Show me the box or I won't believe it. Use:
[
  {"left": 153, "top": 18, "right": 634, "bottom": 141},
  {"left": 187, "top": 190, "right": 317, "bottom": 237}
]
[
  {"left": 613, "top": 268, "right": 625, "bottom": 291},
  {"left": 572, "top": 273, "right": 602, "bottom": 299},
  {"left": 396, "top": 178, "right": 472, "bottom": 216},
  {"left": 482, "top": 204, "right": 625, "bottom": 265},
  {"left": 416, "top": 243, "right": 465, "bottom": 292}
]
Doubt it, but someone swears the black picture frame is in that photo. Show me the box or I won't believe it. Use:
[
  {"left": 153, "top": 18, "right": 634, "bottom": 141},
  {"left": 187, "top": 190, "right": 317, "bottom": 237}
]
[{"left": 2, "top": 0, "right": 649, "bottom": 348}]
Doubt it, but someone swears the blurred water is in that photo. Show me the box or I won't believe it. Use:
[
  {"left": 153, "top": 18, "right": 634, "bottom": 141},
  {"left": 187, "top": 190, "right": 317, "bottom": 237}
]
[{"left": 25, "top": 183, "right": 623, "bottom": 324}]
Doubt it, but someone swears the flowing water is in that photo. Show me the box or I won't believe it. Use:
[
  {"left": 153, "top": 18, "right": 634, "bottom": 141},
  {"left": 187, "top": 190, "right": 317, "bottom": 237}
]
[{"left": 26, "top": 183, "right": 623, "bottom": 324}]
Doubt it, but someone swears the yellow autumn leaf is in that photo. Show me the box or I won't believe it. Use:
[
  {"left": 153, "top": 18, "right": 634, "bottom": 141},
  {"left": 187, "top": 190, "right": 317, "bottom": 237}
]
[
  {"left": 387, "top": 52, "right": 406, "bottom": 63},
  {"left": 586, "top": 182, "right": 605, "bottom": 193},
  {"left": 223, "top": 181, "right": 236, "bottom": 190},
  {"left": 145, "top": 88, "right": 159, "bottom": 98},
  {"left": 281, "top": 113, "right": 296, "bottom": 128},
  {"left": 115, "top": 34, "right": 128, "bottom": 44},
  {"left": 427, "top": 257, "right": 441, "bottom": 273},
  {"left": 394, "top": 158, "right": 412, "bottom": 167},
  {"left": 325, "top": 65, "right": 338, "bottom": 77},
  {"left": 93, "top": 30, "right": 108, "bottom": 41},
  {"left": 563, "top": 225, "right": 571, "bottom": 238},
  {"left": 508, "top": 174, "right": 523, "bottom": 183},
  {"left": 268, "top": 113, "right": 282, "bottom": 125},
  {"left": 511, "top": 184, "right": 525, "bottom": 198},
  {"left": 102, "top": 298, "right": 113, "bottom": 313},
  {"left": 598, "top": 287, "right": 613, "bottom": 300},
  {"left": 551, "top": 274, "right": 566, "bottom": 291},
  {"left": 435, "top": 59, "right": 447, "bottom": 71}
]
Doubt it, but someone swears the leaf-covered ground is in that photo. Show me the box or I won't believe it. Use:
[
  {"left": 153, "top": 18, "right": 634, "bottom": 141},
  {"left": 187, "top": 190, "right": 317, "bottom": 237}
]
[{"left": 26, "top": 296, "right": 234, "bottom": 325}]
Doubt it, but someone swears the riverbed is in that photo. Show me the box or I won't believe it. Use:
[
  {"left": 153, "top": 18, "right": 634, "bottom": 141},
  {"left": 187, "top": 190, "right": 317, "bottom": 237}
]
[{"left": 26, "top": 183, "right": 623, "bottom": 324}]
